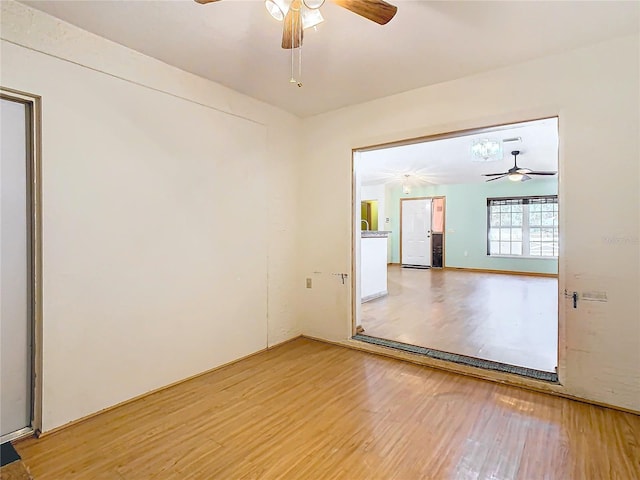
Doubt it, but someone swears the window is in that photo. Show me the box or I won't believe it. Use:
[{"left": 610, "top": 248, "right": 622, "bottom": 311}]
[{"left": 487, "top": 196, "right": 558, "bottom": 257}]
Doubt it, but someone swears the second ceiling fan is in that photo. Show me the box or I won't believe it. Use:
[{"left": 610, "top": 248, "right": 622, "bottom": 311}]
[
  {"left": 195, "top": 0, "right": 398, "bottom": 49},
  {"left": 483, "top": 150, "right": 557, "bottom": 183}
]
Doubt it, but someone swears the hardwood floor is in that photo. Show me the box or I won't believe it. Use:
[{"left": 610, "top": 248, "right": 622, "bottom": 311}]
[
  {"left": 0, "top": 461, "right": 33, "bottom": 480},
  {"left": 14, "top": 338, "right": 640, "bottom": 479},
  {"left": 361, "top": 266, "right": 558, "bottom": 372}
]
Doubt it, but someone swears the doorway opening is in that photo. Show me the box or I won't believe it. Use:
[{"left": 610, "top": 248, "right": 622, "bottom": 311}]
[
  {"left": 1, "top": 88, "right": 42, "bottom": 442},
  {"left": 353, "top": 117, "right": 560, "bottom": 379},
  {"left": 400, "top": 196, "right": 445, "bottom": 269}
]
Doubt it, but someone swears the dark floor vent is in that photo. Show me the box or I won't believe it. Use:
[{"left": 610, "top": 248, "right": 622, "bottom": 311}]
[
  {"left": 352, "top": 334, "right": 559, "bottom": 383},
  {"left": 1, "top": 442, "right": 21, "bottom": 467}
]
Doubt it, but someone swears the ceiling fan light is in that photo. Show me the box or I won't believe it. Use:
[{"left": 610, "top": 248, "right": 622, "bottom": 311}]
[
  {"left": 303, "top": 0, "right": 325, "bottom": 8},
  {"left": 508, "top": 173, "right": 524, "bottom": 182},
  {"left": 301, "top": 7, "right": 324, "bottom": 29},
  {"left": 265, "top": 0, "right": 290, "bottom": 21}
]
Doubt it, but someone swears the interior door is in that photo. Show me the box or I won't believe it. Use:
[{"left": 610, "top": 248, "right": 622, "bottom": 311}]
[
  {"left": 1, "top": 97, "right": 32, "bottom": 440},
  {"left": 401, "top": 198, "right": 432, "bottom": 267}
]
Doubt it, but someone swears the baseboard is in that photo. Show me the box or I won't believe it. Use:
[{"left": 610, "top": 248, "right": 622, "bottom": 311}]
[
  {"left": 361, "top": 291, "right": 388, "bottom": 303},
  {"left": 301, "top": 335, "right": 639, "bottom": 416},
  {"left": 268, "top": 334, "right": 304, "bottom": 349},
  {"left": 36, "top": 335, "right": 303, "bottom": 439},
  {"left": 444, "top": 266, "right": 558, "bottom": 278}
]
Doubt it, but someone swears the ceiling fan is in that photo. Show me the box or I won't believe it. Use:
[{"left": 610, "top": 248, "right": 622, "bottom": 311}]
[
  {"left": 483, "top": 150, "right": 557, "bottom": 183},
  {"left": 195, "top": 0, "right": 398, "bottom": 49}
]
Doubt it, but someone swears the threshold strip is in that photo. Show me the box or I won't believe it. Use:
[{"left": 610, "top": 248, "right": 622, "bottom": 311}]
[{"left": 352, "top": 334, "right": 558, "bottom": 383}]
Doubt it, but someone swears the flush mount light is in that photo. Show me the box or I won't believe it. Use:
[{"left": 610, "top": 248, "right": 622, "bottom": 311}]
[{"left": 471, "top": 138, "right": 502, "bottom": 162}]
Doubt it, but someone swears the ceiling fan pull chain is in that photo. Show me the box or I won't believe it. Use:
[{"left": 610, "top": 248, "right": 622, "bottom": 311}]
[
  {"left": 297, "top": 8, "right": 303, "bottom": 87},
  {"left": 290, "top": 46, "right": 295, "bottom": 83},
  {"left": 289, "top": 10, "right": 296, "bottom": 84},
  {"left": 297, "top": 44, "right": 303, "bottom": 87},
  {"left": 289, "top": 38, "right": 303, "bottom": 86}
]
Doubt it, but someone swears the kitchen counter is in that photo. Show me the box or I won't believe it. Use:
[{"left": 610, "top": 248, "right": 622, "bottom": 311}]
[{"left": 361, "top": 230, "right": 391, "bottom": 238}]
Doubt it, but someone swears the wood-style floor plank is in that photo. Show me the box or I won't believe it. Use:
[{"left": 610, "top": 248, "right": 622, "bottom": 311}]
[
  {"left": 361, "top": 267, "right": 558, "bottom": 372},
  {"left": 15, "top": 338, "right": 640, "bottom": 479}
]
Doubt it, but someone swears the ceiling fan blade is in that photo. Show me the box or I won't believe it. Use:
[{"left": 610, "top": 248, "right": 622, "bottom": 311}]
[
  {"left": 527, "top": 171, "right": 557, "bottom": 176},
  {"left": 486, "top": 175, "right": 508, "bottom": 182},
  {"left": 282, "top": 0, "right": 303, "bottom": 49},
  {"left": 331, "top": 0, "right": 398, "bottom": 25},
  {"left": 482, "top": 173, "right": 508, "bottom": 177},
  {"left": 194, "top": 0, "right": 221, "bottom": 4}
]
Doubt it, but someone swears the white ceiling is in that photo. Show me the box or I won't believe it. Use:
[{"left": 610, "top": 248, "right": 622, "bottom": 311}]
[
  {"left": 357, "top": 117, "right": 558, "bottom": 185},
  {"left": 20, "top": 0, "right": 639, "bottom": 118}
]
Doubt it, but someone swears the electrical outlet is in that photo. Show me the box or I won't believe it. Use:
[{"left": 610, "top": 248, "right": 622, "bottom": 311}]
[{"left": 306, "top": 278, "right": 312, "bottom": 289}]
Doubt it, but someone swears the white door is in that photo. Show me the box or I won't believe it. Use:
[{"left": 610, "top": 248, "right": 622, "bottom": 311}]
[
  {"left": 402, "top": 198, "right": 432, "bottom": 267},
  {"left": 1, "top": 98, "right": 32, "bottom": 440}
]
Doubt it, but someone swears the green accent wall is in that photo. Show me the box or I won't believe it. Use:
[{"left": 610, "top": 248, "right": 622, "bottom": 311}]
[{"left": 387, "top": 178, "right": 558, "bottom": 274}]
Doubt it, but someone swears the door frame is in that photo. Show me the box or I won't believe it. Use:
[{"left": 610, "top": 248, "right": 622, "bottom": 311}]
[
  {"left": 351, "top": 115, "right": 562, "bottom": 385},
  {"left": 399, "top": 196, "right": 446, "bottom": 268},
  {"left": 1, "top": 87, "right": 43, "bottom": 441}
]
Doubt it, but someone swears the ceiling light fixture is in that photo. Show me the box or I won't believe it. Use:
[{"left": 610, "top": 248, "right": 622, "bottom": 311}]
[
  {"left": 303, "top": 0, "right": 325, "bottom": 8},
  {"left": 265, "top": 0, "right": 286, "bottom": 20},
  {"left": 265, "top": 0, "right": 325, "bottom": 27},
  {"left": 264, "top": 0, "right": 325, "bottom": 86},
  {"left": 471, "top": 138, "right": 502, "bottom": 162},
  {"left": 483, "top": 150, "right": 556, "bottom": 183},
  {"left": 508, "top": 173, "right": 524, "bottom": 182},
  {"left": 402, "top": 174, "right": 412, "bottom": 195},
  {"left": 197, "top": 0, "right": 397, "bottom": 86}
]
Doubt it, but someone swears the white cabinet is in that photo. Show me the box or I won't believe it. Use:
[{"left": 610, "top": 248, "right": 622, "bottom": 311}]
[{"left": 361, "top": 232, "right": 390, "bottom": 302}]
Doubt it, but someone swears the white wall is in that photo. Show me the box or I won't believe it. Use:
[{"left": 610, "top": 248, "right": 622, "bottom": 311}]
[
  {"left": 299, "top": 34, "right": 640, "bottom": 411},
  {"left": 1, "top": 1, "right": 301, "bottom": 432}
]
